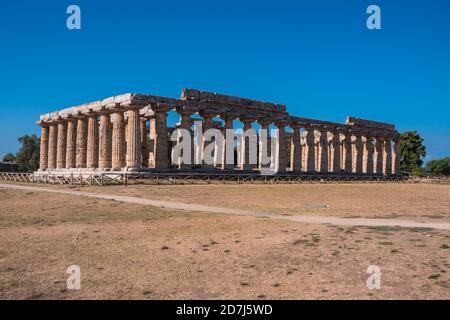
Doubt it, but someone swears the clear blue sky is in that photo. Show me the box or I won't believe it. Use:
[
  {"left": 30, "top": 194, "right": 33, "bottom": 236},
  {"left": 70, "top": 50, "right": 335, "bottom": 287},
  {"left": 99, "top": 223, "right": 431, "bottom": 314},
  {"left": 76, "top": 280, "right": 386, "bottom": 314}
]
[{"left": 1, "top": 0, "right": 449, "bottom": 161}]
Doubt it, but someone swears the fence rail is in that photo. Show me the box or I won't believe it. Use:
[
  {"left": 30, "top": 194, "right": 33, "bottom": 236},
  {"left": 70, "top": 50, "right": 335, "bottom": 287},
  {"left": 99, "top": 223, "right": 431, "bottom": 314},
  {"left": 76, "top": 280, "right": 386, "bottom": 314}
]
[{"left": 2, "top": 171, "right": 448, "bottom": 186}]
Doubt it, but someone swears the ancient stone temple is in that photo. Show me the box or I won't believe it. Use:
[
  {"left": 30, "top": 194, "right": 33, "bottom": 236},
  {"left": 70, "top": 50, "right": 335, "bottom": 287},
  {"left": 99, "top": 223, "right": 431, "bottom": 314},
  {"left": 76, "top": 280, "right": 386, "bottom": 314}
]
[{"left": 36, "top": 89, "right": 401, "bottom": 176}]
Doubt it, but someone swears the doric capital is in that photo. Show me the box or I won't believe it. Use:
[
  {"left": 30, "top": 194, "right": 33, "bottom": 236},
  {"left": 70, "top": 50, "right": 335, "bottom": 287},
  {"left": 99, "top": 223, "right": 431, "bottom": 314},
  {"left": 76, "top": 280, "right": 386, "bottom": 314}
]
[
  {"left": 86, "top": 108, "right": 98, "bottom": 118},
  {"left": 257, "top": 117, "right": 272, "bottom": 126},
  {"left": 199, "top": 109, "right": 217, "bottom": 119},
  {"left": 123, "top": 103, "right": 142, "bottom": 111},
  {"left": 317, "top": 126, "right": 330, "bottom": 134},
  {"left": 392, "top": 133, "right": 401, "bottom": 143},
  {"left": 221, "top": 112, "right": 239, "bottom": 121},
  {"left": 151, "top": 102, "right": 171, "bottom": 113},
  {"left": 36, "top": 118, "right": 50, "bottom": 127},
  {"left": 274, "top": 116, "right": 289, "bottom": 127},
  {"left": 176, "top": 106, "right": 197, "bottom": 116},
  {"left": 336, "top": 126, "right": 346, "bottom": 132},
  {"left": 53, "top": 115, "right": 68, "bottom": 124},
  {"left": 72, "top": 110, "right": 87, "bottom": 119},
  {"left": 241, "top": 114, "right": 258, "bottom": 123},
  {"left": 365, "top": 135, "right": 374, "bottom": 142},
  {"left": 290, "top": 121, "right": 304, "bottom": 129},
  {"left": 65, "top": 115, "right": 78, "bottom": 124},
  {"left": 98, "top": 106, "right": 112, "bottom": 115},
  {"left": 109, "top": 103, "right": 126, "bottom": 113}
]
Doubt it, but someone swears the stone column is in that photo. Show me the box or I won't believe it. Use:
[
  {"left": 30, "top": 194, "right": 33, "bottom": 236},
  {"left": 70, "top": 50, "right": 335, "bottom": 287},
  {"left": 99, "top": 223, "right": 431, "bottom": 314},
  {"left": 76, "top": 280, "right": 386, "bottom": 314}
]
[
  {"left": 223, "top": 114, "right": 235, "bottom": 171},
  {"left": 173, "top": 107, "right": 194, "bottom": 169},
  {"left": 39, "top": 124, "right": 49, "bottom": 171},
  {"left": 290, "top": 125, "right": 302, "bottom": 173},
  {"left": 363, "top": 136, "right": 374, "bottom": 175},
  {"left": 125, "top": 107, "right": 142, "bottom": 169},
  {"left": 383, "top": 138, "right": 392, "bottom": 175},
  {"left": 65, "top": 118, "right": 77, "bottom": 169},
  {"left": 275, "top": 120, "right": 287, "bottom": 173},
  {"left": 153, "top": 104, "right": 170, "bottom": 170},
  {"left": 301, "top": 138, "right": 307, "bottom": 170},
  {"left": 241, "top": 118, "right": 253, "bottom": 171},
  {"left": 48, "top": 123, "right": 58, "bottom": 170},
  {"left": 305, "top": 126, "right": 316, "bottom": 172},
  {"left": 353, "top": 134, "right": 363, "bottom": 174},
  {"left": 373, "top": 138, "right": 383, "bottom": 175},
  {"left": 140, "top": 118, "right": 148, "bottom": 168},
  {"left": 201, "top": 112, "right": 214, "bottom": 169},
  {"left": 147, "top": 116, "right": 156, "bottom": 168},
  {"left": 86, "top": 114, "right": 99, "bottom": 169},
  {"left": 75, "top": 116, "right": 88, "bottom": 168},
  {"left": 112, "top": 111, "right": 126, "bottom": 170},
  {"left": 56, "top": 120, "right": 67, "bottom": 169},
  {"left": 331, "top": 130, "right": 341, "bottom": 173},
  {"left": 315, "top": 141, "right": 319, "bottom": 171},
  {"left": 328, "top": 142, "right": 332, "bottom": 172},
  {"left": 180, "top": 109, "right": 195, "bottom": 169},
  {"left": 124, "top": 119, "right": 129, "bottom": 163},
  {"left": 343, "top": 131, "right": 352, "bottom": 174},
  {"left": 318, "top": 129, "right": 329, "bottom": 173},
  {"left": 392, "top": 137, "right": 401, "bottom": 175},
  {"left": 99, "top": 112, "right": 112, "bottom": 169}
]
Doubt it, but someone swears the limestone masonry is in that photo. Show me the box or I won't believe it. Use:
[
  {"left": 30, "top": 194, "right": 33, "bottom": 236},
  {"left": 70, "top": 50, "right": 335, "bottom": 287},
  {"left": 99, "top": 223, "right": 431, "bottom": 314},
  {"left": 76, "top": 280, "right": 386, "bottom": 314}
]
[{"left": 36, "top": 89, "right": 401, "bottom": 176}]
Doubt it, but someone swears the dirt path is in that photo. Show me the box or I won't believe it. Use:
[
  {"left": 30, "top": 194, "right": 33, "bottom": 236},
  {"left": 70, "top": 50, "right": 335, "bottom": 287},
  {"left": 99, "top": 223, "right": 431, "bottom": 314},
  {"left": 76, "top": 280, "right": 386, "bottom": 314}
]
[{"left": 2, "top": 183, "right": 450, "bottom": 231}]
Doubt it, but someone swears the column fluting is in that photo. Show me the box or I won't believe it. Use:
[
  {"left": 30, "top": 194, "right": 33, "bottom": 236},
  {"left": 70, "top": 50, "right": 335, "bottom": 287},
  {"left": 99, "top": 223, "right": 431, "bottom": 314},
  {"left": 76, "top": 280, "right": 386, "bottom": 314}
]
[
  {"left": 383, "top": 138, "right": 392, "bottom": 175},
  {"left": 99, "top": 112, "right": 112, "bottom": 169},
  {"left": 48, "top": 123, "right": 58, "bottom": 170},
  {"left": 353, "top": 134, "right": 363, "bottom": 174},
  {"left": 39, "top": 124, "right": 49, "bottom": 171},
  {"left": 125, "top": 108, "right": 142, "bottom": 169},
  {"left": 290, "top": 125, "right": 302, "bottom": 173},
  {"left": 76, "top": 117, "right": 88, "bottom": 168},
  {"left": 363, "top": 136, "right": 374, "bottom": 174},
  {"left": 153, "top": 104, "right": 169, "bottom": 170},
  {"left": 318, "top": 129, "right": 329, "bottom": 173},
  {"left": 86, "top": 114, "right": 99, "bottom": 169},
  {"left": 275, "top": 120, "right": 287, "bottom": 173},
  {"left": 65, "top": 118, "right": 77, "bottom": 169},
  {"left": 56, "top": 120, "right": 67, "bottom": 169},
  {"left": 305, "top": 126, "right": 316, "bottom": 172},
  {"left": 331, "top": 130, "right": 341, "bottom": 173},
  {"left": 112, "top": 111, "right": 126, "bottom": 170}
]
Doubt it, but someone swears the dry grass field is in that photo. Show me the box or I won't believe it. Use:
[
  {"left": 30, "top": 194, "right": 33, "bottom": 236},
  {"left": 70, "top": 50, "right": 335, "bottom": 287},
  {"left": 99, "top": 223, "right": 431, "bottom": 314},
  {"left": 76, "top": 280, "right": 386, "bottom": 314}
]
[
  {"left": 82, "top": 183, "right": 450, "bottom": 219},
  {"left": 0, "top": 183, "right": 449, "bottom": 299}
]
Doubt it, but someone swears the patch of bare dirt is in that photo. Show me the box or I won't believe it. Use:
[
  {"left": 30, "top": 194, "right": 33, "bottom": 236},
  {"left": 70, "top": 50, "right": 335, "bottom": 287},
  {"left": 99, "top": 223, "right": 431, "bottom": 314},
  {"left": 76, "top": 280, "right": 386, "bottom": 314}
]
[{"left": 0, "top": 187, "right": 449, "bottom": 299}]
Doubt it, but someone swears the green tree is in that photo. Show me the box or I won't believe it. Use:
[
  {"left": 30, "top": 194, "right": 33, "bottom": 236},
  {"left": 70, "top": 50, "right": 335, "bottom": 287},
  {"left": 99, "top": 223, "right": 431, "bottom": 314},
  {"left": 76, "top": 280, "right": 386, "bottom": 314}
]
[
  {"left": 15, "top": 134, "right": 40, "bottom": 172},
  {"left": 2, "top": 153, "right": 16, "bottom": 162},
  {"left": 399, "top": 131, "right": 426, "bottom": 172},
  {"left": 426, "top": 157, "right": 450, "bottom": 176}
]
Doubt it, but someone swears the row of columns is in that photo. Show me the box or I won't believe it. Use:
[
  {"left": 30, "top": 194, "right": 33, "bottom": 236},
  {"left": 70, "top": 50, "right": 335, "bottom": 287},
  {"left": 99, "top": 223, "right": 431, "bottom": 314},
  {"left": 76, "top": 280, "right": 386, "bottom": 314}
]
[
  {"left": 295, "top": 128, "right": 400, "bottom": 175},
  {"left": 40, "top": 107, "right": 143, "bottom": 171},
  {"left": 39, "top": 107, "right": 400, "bottom": 175}
]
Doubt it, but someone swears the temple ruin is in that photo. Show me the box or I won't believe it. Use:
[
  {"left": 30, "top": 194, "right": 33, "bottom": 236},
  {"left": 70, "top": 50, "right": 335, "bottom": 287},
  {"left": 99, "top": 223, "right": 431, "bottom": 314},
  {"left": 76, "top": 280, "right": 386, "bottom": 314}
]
[{"left": 36, "top": 89, "right": 401, "bottom": 177}]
